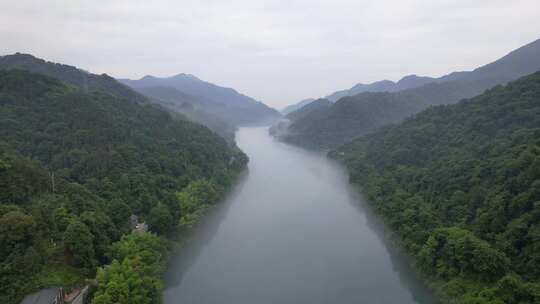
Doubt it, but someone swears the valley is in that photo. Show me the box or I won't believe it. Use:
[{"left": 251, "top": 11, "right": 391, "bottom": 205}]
[{"left": 1, "top": 6, "right": 539, "bottom": 303}]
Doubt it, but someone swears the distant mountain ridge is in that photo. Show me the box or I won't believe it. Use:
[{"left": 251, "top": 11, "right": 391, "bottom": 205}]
[
  {"left": 133, "top": 85, "right": 237, "bottom": 141},
  {"left": 285, "top": 98, "right": 332, "bottom": 121},
  {"left": 286, "top": 38, "right": 540, "bottom": 108},
  {"left": 281, "top": 98, "right": 315, "bottom": 114},
  {"left": 438, "top": 38, "right": 540, "bottom": 82},
  {"left": 120, "top": 74, "right": 280, "bottom": 126},
  {"left": 0, "top": 53, "right": 264, "bottom": 141},
  {"left": 278, "top": 38, "right": 540, "bottom": 149},
  {"left": 325, "top": 75, "right": 436, "bottom": 102},
  {"left": 283, "top": 74, "right": 437, "bottom": 113},
  {"left": 0, "top": 53, "right": 146, "bottom": 102}
]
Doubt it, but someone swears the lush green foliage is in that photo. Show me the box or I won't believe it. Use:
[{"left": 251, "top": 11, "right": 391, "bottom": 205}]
[
  {"left": 92, "top": 233, "right": 167, "bottom": 304},
  {"left": 176, "top": 179, "right": 221, "bottom": 230},
  {"left": 285, "top": 78, "right": 505, "bottom": 149},
  {"left": 0, "top": 53, "right": 145, "bottom": 102},
  {"left": 0, "top": 70, "right": 247, "bottom": 303},
  {"left": 331, "top": 72, "right": 540, "bottom": 303}
]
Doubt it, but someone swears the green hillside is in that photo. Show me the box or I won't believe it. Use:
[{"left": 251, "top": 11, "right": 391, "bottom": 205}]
[
  {"left": 0, "top": 53, "right": 145, "bottom": 102},
  {"left": 331, "top": 72, "right": 540, "bottom": 303},
  {"left": 134, "top": 85, "right": 237, "bottom": 141},
  {"left": 285, "top": 78, "right": 499, "bottom": 149},
  {"left": 0, "top": 70, "right": 247, "bottom": 303},
  {"left": 282, "top": 39, "right": 540, "bottom": 150}
]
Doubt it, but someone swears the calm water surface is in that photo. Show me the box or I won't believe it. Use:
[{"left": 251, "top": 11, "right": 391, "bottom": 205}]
[{"left": 164, "top": 127, "right": 434, "bottom": 304}]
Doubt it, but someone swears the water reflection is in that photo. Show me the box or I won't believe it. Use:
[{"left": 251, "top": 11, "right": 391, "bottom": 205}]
[
  {"left": 164, "top": 127, "right": 435, "bottom": 304},
  {"left": 165, "top": 171, "right": 249, "bottom": 287},
  {"left": 339, "top": 175, "right": 437, "bottom": 304}
]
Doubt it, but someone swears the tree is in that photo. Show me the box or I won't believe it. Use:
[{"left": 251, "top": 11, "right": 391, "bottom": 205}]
[
  {"left": 63, "top": 219, "right": 95, "bottom": 270},
  {"left": 80, "top": 211, "right": 118, "bottom": 263},
  {"left": 147, "top": 204, "right": 173, "bottom": 235},
  {"left": 92, "top": 258, "right": 162, "bottom": 304},
  {"left": 106, "top": 198, "right": 132, "bottom": 231},
  {"left": 0, "top": 211, "right": 35, "bottom": 258}
]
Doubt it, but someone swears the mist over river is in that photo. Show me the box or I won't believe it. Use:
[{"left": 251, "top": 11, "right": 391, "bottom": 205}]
[{"left": 164, "top": 127, "right": 435, "bottom": 304}]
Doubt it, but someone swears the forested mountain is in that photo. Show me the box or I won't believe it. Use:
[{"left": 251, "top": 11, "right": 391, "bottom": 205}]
[
  {"left": 0, "top": 70, "right": 247, "bottom": 304},
  {"left": 330, "top": 72, "right": 540, "bottom": 303},
  {"left": 120, "top": 74, "right": 281, "bottom": 126},
  {"left": 282, "top": 78, "right": 501, "bottom": 149},
  {"left": 0, "top": 53, "right": 243, "bottom": 141},
  {"left": 279, "top": 38, "right": 540, "bottom": 149},
  {"left": 324, "top": 39, "right": 540, "bottom": 102},
  {"left": 281, "top": 98, "right": 315, "bottom": 115},
  {"left": 133, "top": 85, "right": 236, "bottom": 142},
  {"left": 285, "top": 98, "right": 332, "bottom": 121},
  {"left": 269, "top": 99, "right": 332, "bottom": 138},
  {"left": 325, "top": 75, "right": 436, "bottom": 102},
  {"left": 438, "top": 38, "right": 540, "bottom": 83},
  {"left": 282, "top": 75, "right": 432, "bottom": 113},
  {"left": 0, "top": 53, "right": 145, "bottom": 102}
]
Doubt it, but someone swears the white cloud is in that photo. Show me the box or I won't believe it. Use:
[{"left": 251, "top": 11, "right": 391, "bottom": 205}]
[{"left": 1, "top": 0, "right": 539, "bottom": 107}]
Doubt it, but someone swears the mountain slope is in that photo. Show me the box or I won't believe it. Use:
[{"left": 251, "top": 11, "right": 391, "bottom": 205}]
[
  {"left": 325, "top": 75, "right": 436, "bottom": 102},
  {"left": 0, "top": 53, "right": 145, "bottom": 102},
  {"left": 133, "top": 85, "right": 236, "bottom": 141},
  {"left": 323, "top": 38, "right": 540, "bottom": 102},
  {"left": 0, "top": 70, "right": 247, "bottom": 303},
  {"left": 284, "top": 78, "right": 502, "bottom": 149},
  {"left": 121, "top": 74, "right": 280, "bottom": 126},
  {"left": 281, "top": 74, "right": 435, "bottom": 116},
  {"left": 330, "top": 71, "right": 540, "bottom": 303},
  {"left": 440, "top": 38, "right": 540, "bottom": 82},
  {"left": 281, "top": 98, "right": 315, "bottom": 115},
  {"left": 0, "top": 53, "right": 240, "bottom": 141},
  {"left": 281, "top": 38, "right": 540, "bottom": 149},
  {"left": 285, "top": 98, "right": 332, "bottom": 121}
]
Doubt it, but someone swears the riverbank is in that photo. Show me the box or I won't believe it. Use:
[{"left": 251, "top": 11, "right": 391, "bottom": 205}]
[
  {"left": 89, "top": 156, "right": 248, "bottom": 303},
  {"left": 163, "top": 127, "right": 434, "bottom": 304}
]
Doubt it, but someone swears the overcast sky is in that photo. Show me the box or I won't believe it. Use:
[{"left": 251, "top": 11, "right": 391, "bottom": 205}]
[{"left": 1, "top": 0, "right": 539, "bottom": 108}]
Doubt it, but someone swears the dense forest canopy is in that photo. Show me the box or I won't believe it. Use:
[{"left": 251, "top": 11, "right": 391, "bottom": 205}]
[
  {"left": 330, "top": 71, "right": 540, "bottom": 303},
  {"left": 0, "top": 70, "right": 247, "bottom": 303},
  {"left": 0, "top": 53, "right": 146, "bottom": 103},
  {"left": 0, "top": 53, "right": 244, "bottom": 142}
]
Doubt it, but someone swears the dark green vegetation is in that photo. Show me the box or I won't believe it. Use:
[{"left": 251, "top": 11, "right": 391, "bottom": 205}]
[
  {"left": 0, "top": 53, "right": 145, "bottom": 102},
  {"left": 281, "top": 39, "right": 540, "bottom": 150},
  {"left": 120, "top": 74, "right": 281, "bottom": 128},
  {"left": 0, "top": 69, "right": 247, "bottom": 304},
  {"left": 0, "top": 53, "right": 239, "bottom": 143},
  {"left": 92, "top": 233, "right": 166, "bottom": 304},
  {"left": 0, "top": 53, "right": 278, "bottom": 142},
  {"left": 331, "top": 72, "right": 540, "bottom": 303},
  {"left": 284, "top": 79, "right": 501, "bottom": 149}
]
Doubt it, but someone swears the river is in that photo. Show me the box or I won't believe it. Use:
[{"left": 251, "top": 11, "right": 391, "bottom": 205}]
[{"left": 164, "top": 127, "right": 435, "bottom": 304}]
